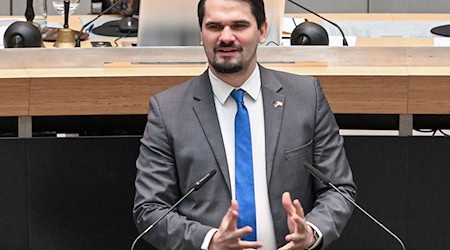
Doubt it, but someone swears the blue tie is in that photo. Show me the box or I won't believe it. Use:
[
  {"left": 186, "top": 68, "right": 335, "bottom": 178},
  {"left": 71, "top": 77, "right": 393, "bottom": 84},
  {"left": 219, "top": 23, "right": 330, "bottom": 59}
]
[{"left": 230, "top": 89, "right": 257, "bottom": 241}]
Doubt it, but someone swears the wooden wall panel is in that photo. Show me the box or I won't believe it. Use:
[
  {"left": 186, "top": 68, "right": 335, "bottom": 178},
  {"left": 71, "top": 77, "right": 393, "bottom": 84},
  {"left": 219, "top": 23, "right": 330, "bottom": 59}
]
[
  {"left": 318, "top": 76, "right": 409, "bottom": 114},
  {"left": 0, "top": 78, "right": 29, "bottom": 116},
  {"left": 408, "top": 76, "right": 450, "bottom": 114},
  {"left": 29, "top": 76, "right": 191, "bottom": 116}
]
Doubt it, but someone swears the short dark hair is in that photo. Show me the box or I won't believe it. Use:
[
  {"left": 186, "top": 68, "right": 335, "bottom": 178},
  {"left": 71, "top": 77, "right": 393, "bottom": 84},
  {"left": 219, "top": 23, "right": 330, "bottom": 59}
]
[{"left": 197, "top": 0, "right": 266, "bottom": 30}]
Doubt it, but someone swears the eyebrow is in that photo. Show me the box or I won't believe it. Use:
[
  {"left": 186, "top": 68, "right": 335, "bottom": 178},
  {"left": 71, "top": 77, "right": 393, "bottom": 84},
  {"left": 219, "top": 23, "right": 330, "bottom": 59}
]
[
  {"left": 204, "top": 20, "right": 251, "bottom": 26},
  {"left": 233, "top": 20, "right": 251, "bottom": 25}
]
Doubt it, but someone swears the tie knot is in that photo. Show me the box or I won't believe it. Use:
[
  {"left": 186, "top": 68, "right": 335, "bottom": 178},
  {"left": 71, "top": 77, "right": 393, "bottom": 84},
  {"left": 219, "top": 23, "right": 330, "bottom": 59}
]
[{"left": 231, "top": 89, "right": 245, "bottom": 104}]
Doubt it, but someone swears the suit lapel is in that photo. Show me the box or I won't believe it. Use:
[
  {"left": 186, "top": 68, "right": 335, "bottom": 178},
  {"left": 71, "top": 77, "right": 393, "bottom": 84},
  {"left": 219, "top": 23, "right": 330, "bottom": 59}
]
[
  {"left": 260, "top": 66, "right": 285, "bottom": 183},
  {"left": 192, "top": 71, "right": 232, "bottom": 193}
]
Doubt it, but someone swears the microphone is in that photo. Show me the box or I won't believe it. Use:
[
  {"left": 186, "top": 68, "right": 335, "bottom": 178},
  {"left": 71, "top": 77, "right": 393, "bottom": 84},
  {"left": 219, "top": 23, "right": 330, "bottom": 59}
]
[
  {"left": 303, "top": 163, "right": 406, "bottom": 250},
  {"left": 3, "top": 21, "right": 42, "bottom": 48},
  {"left": 75, "top": 0, "right": 125, "bottom": 47},
  {"left": 287, "top": 0, "right": 348, "bottom": 46},
  {"left": 130, "top": 169, "right": 217, "bottom": 250},
  {"left": 3, "top": 0, "right": 43, "bottom": 48}
]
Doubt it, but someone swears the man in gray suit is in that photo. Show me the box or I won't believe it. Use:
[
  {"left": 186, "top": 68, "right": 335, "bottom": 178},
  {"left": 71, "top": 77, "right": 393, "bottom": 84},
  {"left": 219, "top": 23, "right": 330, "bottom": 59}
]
[{"left": 133, "top": 0, "right": 357, "bottom": 249}]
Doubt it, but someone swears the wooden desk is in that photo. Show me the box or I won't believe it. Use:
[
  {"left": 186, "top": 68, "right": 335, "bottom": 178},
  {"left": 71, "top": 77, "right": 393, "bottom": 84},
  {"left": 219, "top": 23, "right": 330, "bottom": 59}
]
[
  {"left": 22, "top": 66, "right": 449, "bottom": 116},
  {"left": 1, "top": 46, "right": 449, "bottom": 138}
]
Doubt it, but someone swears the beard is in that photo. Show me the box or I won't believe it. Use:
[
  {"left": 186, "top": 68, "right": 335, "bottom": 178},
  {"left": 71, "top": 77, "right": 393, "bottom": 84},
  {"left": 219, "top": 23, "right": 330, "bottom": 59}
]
[
  {"left": 210, "top": 59, "right": 243, "bottom": 74},
  {"left": 208, "top": 42, "right": 244, "bottom": 74}
]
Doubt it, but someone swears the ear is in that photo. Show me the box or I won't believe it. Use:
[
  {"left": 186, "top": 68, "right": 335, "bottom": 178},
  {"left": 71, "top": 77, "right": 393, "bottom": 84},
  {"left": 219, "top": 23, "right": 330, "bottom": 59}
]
[
  {"left": 200, "top": 32, "right": 204, "bottom": 45},
  {"left": 259, "top": 21, "right": 268, "bottom": 44}
]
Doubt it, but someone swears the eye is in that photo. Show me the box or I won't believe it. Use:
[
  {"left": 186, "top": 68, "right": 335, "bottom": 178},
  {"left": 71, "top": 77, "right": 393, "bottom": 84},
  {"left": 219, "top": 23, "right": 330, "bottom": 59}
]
[
  {"left": 232, "top": 22, "right": 249, "bottom": 30},
  {"left": 205, "top": 23, "right": 223, "bottom": 31}
]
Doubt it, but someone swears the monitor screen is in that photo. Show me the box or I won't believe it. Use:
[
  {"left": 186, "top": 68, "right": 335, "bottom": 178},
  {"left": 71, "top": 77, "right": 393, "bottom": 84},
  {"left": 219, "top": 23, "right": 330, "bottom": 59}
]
[
  {"left": 137, "top": 0, "right": 285, "bottom": 47},
  {"left": 137, "top": 0, "right": 201, "bottom": 46}
]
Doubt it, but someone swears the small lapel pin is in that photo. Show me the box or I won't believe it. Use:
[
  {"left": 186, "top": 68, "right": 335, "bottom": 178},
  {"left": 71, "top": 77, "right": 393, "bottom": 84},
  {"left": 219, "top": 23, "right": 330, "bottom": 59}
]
[{"left": 273, "top": 100, "right": 283, "bottom": 108}]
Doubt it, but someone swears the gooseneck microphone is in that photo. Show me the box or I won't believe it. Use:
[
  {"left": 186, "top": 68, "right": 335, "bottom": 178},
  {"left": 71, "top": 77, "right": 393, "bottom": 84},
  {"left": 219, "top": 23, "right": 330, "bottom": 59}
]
[
  {"left": 75, "top": 0, "right": 125, "bottom": 47},
  {"left": 130, "top": 170, "right": 217, "bottom": 250},
  {"left": 287, "top": 0, "right": 348, "bottom": 46},
  {"left": 303, "top": 163, "right": 406, "bottom": 250}
]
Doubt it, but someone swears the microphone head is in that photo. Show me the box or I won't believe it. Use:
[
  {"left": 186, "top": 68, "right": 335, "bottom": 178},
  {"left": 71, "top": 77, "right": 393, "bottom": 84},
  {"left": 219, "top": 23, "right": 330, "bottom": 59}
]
[
  {"left": 193, "top": 170, "right": 217, "bottom": 191},
  {"left": 3, "top": 21, "right": 42, "bottom": 48},
  {"left": 290, "top": 21, "right": 329, "bottom": 46}
]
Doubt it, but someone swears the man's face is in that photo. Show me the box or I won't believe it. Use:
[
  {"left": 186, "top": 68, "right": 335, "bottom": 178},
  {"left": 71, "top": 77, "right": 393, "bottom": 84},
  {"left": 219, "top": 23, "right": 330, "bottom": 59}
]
[{"left": 200, "top": 0, "right": 267, "bottom": 75}]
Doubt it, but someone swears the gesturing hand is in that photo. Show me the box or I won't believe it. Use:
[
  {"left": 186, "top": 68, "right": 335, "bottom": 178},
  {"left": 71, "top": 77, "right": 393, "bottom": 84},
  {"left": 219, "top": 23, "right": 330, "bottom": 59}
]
[
  {"left": 209, "top": 200, "right": 263, "bottom": 250},
  {"left": 278, "top": 192, "right": 315, "bottom": 250}
]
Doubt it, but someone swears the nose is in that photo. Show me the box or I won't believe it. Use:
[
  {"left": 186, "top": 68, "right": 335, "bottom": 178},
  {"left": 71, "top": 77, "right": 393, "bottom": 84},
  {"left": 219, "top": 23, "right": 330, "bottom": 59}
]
[{"left": 219, "top": 26, "right": 236, "bottom": 44}]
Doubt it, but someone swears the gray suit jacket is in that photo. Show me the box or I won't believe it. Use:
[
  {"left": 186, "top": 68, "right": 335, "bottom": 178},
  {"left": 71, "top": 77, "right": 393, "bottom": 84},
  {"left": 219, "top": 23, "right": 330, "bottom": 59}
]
[{"left": 133, "top": 65, "right": 357, "bottom": 249}]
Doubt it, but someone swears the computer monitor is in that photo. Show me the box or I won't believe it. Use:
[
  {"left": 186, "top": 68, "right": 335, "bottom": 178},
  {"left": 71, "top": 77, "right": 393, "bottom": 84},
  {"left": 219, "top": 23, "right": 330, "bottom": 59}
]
[
  {"left": 137, "top": 0, "right": 201, "bottom": 46},
  {"left": 137, "top": 0, "right": 285, "bottom": 47}
]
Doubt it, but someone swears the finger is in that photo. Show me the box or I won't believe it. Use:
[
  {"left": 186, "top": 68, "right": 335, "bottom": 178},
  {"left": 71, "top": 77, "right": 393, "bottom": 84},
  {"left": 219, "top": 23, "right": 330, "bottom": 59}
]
[
  {"left": 285, "top": 214, "right": 306, "bottom": 241},
  {"left": 282, "top": 192, "right": 294, "bottom": 215},
  {"left": 231, "top": 199, "right": 239, "bottom": 211},
  {"left": 240, "top": 238, "right": 264, "bottom": 249},
  {"left": 277, "top": 241, "right": 294, "bottom": 250},
  {"left": 239, "top": 239, "right": 263, "bottom": 249},
  {"left": 293, "top": 199, "right": 305, "bottom": 218},
  {"left": 220, "top": 200, "right": 239, "bottom": 231},
  {"left": 227, "top": 200, "right": 239, "bottom": 230},
  {"left": 228, "top": 226, "right": 253, "bottom": 240},
  {"left": 285, "top": 229, "right": 304, "bottom": 242},
  {"left": 285, "top": 226, "right": 303, "bottom": 242},
  {"left": 293, "top": 212, "right": 307, "bottom": 231},
  {"left": 224, "top": 227, "right": 262, "bottom": 249}
]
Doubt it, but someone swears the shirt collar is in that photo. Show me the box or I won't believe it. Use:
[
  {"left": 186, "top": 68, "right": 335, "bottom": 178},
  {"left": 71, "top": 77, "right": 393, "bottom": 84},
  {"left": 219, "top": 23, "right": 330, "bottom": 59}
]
[{"left": 209, "top": 66, "right": 261, "bottom": 105}]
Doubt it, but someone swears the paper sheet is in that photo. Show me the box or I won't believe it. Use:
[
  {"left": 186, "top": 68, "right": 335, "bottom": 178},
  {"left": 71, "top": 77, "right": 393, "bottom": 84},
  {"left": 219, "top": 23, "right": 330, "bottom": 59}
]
[{"left": 434, "top": 37, "right": 450, "bottom": 47}]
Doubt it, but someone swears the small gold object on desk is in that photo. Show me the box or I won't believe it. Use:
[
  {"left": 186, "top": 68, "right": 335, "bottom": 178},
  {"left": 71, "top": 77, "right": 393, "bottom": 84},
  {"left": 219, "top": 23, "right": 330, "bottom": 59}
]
[
  {"left": 54, "top": 28, "right": 76, "bottom": 48},
  {"left": 54, "top": 0, "right": 75, "bottom": 48}
]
